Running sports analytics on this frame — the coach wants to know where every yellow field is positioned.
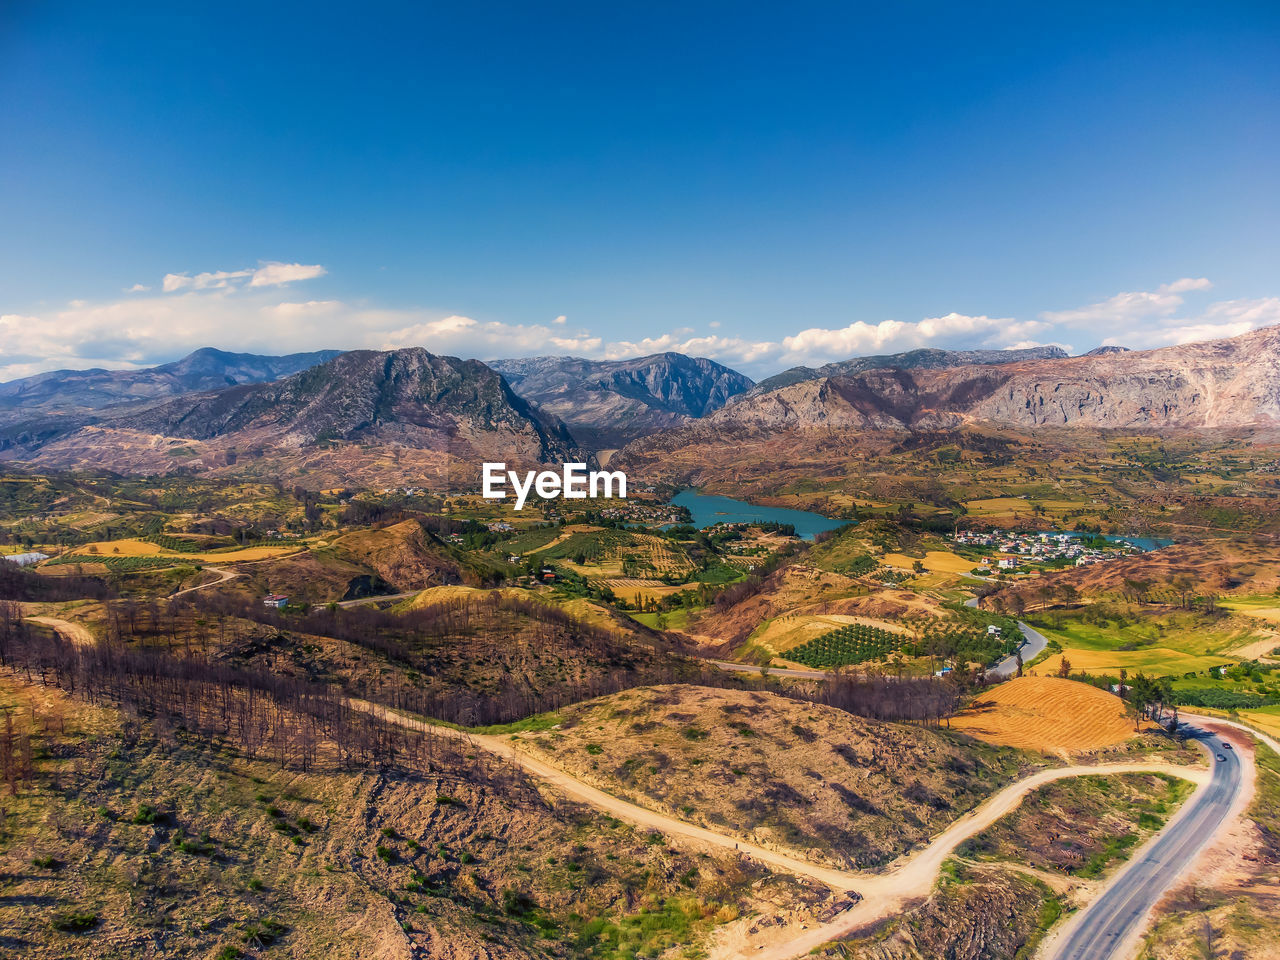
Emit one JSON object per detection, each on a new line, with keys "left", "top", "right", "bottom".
{"left": 77, "top": 538, "right": 299, "bottom": 563}
{"left": 1034, "top": 647, "right": 1235, "bottom": 678}
{"left": 598, "top": 579, "right": 686, "bottom": 603}
{"left": 950, "top": 676, "right": 1143, "bottom": 752}
{"left": 1221, "top": 601, "right": 1280, "bottom": 626}
{"left": 881, "top": 550, "right": 976, "bottom": 575}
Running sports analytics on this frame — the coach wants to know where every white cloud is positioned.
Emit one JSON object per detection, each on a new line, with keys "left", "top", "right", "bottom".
{"left": 127, "top": 283, "right": 150, "bottom": 293}
{"left": 248, "top": 261, "right": 327, "bottom": 287}
{"left": 3, "top": 264, "right": 1278, "bottom": 385}
{"left": 776, "top": 313, "right": 1033, "bottom": 366}
{"left": 163, "top": 269, "right": 253, "bottom": 292}
{"left": 1160, "top": 277, "right": 1212, "bottom": 294}
{"left": 1040, "top": 277, "right": 1213, "bottom": 327}
{"left": 162, "top": 261, "right": 325, "bottom": 293}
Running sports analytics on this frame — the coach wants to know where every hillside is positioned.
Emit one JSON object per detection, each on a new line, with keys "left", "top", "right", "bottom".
{"left": 0, "top": 347, "right": 341, "bottom": 419}
{"left": 0, "top": 665, "right": 790, "bottom": 959}
{"left": 744, "top": 344, "right": 1069, "bottom": 398}
{"left": 0, "top": 349, "right": 582, "bottom": 487}
{"left": 487, "top": 352, "right": 753, "bottom": 449}
{"left": 512, "top": 684, "right": 1026, "bottom": 869}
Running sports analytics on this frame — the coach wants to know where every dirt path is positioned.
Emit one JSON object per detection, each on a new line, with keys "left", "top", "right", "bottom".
{"left": 169, "top": 564, "right": 240, "bottom": 597}
{"left": 22, "top": 618, "right": 1230, "bottom": 960}
{"left": 354, "top": 700, "right": 1208, "bottom": 943}
{"left": 25, "top": 615, "right": 96, "bottom": 647}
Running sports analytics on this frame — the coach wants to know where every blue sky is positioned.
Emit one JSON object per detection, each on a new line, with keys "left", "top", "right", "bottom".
{"left": 1, "top": 1, "right": 1278, "bottom": 380}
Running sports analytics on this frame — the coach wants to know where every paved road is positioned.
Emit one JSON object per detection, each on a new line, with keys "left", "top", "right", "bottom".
{"left": 964, "top": 594, "right": 1049, "bottom": 677}
{"left": 1047, "top": 724, "right": 1243, "bottom": 960}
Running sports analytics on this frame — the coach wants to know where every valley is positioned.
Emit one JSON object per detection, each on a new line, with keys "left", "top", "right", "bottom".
{"left": 2, "top": 327, "right": 1280, "bottom": 960}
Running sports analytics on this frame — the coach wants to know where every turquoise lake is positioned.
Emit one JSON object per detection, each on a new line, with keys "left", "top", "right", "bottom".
{"left": 668, "top": 490, "right": 848, "bottom": 541}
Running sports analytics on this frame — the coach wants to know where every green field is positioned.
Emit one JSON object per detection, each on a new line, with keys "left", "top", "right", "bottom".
{"left": 1029, "top": 606, "right": 1262, "bottom": 678}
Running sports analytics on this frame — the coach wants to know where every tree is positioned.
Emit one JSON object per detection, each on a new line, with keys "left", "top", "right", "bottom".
{"left": 1057, "top": 657, "right": 1072, "bottom": 679}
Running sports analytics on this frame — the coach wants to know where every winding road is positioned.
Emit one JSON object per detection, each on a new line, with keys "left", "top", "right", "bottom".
{"left": 355, "top": 697, "right": 1217, "bottom": 960}
{"left": 964, "top": 593, "right": 1050, "bottom": 677}
{"left": 1046, "top": 722, "right": 1244, "bottom": 960}
{"left": 26, "top": 612, "right": 1252, "bottom": 960}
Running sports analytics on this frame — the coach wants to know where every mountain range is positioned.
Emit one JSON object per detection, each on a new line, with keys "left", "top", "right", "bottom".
{"left": 742, "top": 345, "right": 1070, "bottom": 398}
{"left": 615, "top": 324, "right": 1280, "bottom": 477}
{"left": 2, "top": 325, "right": 1278, "bottom": 485}
{"left": 0, "top": 348, "right": 579, "bottom": 485}
{"left": 0, "top": 347, "right": 342, "bottom": 420}
{"left": 487, "top": 353, "right": 753, "bottom": 448}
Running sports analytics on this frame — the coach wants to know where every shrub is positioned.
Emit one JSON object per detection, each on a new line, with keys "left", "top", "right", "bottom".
{"left": 376, "top": 845, "right": 396, "bottom": 863}
{"left": 503, "top": 889, "right": 537, "bottom": 917}
{"left": 131, "top": 804, "right": 159, "bottom": 825}
{"left": 51, "top": 910, "right": 98, "bottom": 932}
{"left": 243, "top": 917, "right": 288, "bottom": 947}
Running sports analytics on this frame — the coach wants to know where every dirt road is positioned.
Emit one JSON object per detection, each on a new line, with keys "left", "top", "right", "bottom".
{"left": 24, "top": 615, "right": 96, "bottom": 647}
{"left": 169, "top": 565, "right": 240, "bottom": 597}
{"left": 356, "top": 699, "right": 1209, "bottom": 942}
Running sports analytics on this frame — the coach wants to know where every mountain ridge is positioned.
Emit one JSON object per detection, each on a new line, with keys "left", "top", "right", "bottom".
{"left": 744, "top": 345, "right": 1071, "bottom": 398}
{"left": 614, "top": 324, "right": 1280, "bottom": 474}
{"left": 0, "top": 347, "right": 343, "bottom": 419}
{"left": 486, "top": 352, "right": 753, "bottom": 449}
{"left": 0, "top": 348, "right": 582, "bottom": 486}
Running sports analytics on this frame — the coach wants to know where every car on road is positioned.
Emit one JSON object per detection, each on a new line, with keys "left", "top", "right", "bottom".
{"left": 1222, "top": 742, "right": 1233, "bottom": 750}
{"left": 1217, "top": 754, "right": 1227, "bottom": 762}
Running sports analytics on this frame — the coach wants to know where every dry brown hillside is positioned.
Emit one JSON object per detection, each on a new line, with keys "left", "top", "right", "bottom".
{"left": 513, "top": 684, "right": 1028, "bottom": 870}
{"left": 989, "top": 537, "right": 1280, "bottom": 609}
{"left": 0, "top": 674, "right": 809, "bottom": 959}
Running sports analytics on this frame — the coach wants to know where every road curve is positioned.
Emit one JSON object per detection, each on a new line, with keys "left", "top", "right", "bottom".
{"left": 1045, "top": 723, "right": 1243, "bottom": 960}
{"left": 355, "top": 698, "right": 1207, "bottom": 954}
{"left": 169, "top": 564, "right": 240, "bottom": 598}
{"left": 26, "top": 614, "right": 1235, "bottom": 960}
{"left": 963, "top": 593, "right": 1049, "bottom": 677}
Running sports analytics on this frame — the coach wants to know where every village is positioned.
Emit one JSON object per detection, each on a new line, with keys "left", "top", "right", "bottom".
{"left": 952, "top": 529, "right": 1143, "bottom": 571}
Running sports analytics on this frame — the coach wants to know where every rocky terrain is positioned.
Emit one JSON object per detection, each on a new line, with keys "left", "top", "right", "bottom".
{"left": 616, "top": 325, "right": 1280, "bottom": 476}
{"left": 488, "top": 352, "right": 753, "bottom": 449}
{"left": 0, "top": 347, "right": 341, "bottom": 419}
{"left": 744, "top": 344, "right": 1069, "bottom": 398}
{"left": 0, "top": 348, "right": 581, "bottom": 486}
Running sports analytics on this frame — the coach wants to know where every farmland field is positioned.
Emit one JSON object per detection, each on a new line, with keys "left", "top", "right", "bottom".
{"left": 1027, "top": 611, "right": 1264, "bottom": 679}
{"left": 1035, "top": 647, "right": 1237, "bottom": 678}
{"left": 787, "top": 620, "right": 907, "bottom": 667}
{"left": 596, "top": 578, "right": 686, "bottom": 603}
{"left": 72, "top": 537, "right": 302, "bottom": 563}
{"left": 881, "top": 550, "right": 977, "bottom": 575}
{"left": 950, "top": 676, "right": 1146, "bottom": 751}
